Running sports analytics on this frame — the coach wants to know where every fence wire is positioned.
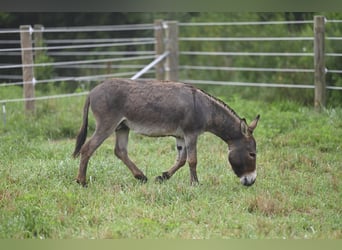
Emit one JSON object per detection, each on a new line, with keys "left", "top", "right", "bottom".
{"left": 1, "top": 18, "right": 342, "bottom": 106}
{"left": 0, "top": 40, "right": 155, "bottom": 53}
{"left": 0, "top": 55, "right": 156, "bottom": 70}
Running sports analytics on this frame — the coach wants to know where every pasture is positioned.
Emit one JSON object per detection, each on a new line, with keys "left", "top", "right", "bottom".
{"left": 0, "top": 86, "right": 341, "bottom": 239}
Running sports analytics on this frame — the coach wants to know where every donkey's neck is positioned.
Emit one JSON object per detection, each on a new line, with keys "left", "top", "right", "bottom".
{"left": 204, "top": 97, "right": 242, "bottom": 143}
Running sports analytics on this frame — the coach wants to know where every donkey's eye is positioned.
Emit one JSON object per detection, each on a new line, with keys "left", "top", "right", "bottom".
{"left": 249, "top": 152, "right": 256, "bottom": 158}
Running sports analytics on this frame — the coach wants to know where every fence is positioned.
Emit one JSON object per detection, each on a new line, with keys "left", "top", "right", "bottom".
{"left": 177, "top": 17, "right": 342, "bottom": 111}
{"left": 0, "top": 16, "right": 341, "bottom": 116}
{"left": 0, "top": 21, "right": 180, "bottom": 115}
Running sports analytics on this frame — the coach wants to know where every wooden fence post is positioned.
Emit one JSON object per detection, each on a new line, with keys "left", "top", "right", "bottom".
{"left": 20, "top": 25, "right": 35, "bottom": 114}
{"left": 314, "top": 16, "right": 326, "bottom": 111}
{"left": 164, "top": 21, "right": 179, "bottom": 81}
{"left": 33, "top": 24, "right": 45, "bottom": 89}
{"left": 154, "top": 19, "right": 165, "bottom": 80}
{"left": 34, "top": 24, "right": 44, "bottom": 59}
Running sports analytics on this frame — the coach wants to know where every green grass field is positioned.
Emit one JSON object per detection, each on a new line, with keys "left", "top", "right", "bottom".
{"left": 0, "top": 86, "right": 341, "bottom": 239}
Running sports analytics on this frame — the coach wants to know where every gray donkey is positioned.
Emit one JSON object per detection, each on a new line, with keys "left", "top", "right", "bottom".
{"left": 73, "top": 78, "right": 260, "bottom": 187}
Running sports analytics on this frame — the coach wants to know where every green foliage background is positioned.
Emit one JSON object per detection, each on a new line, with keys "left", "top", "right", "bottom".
{"left": 1, "top": 12, "right": 342, "bottom": 106}
{"left": 176, "top": 12, "right": 342, "bottom": 105}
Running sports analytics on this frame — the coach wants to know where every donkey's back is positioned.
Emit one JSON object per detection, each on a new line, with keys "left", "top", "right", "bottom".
{"left": 88, "top": 78, "right": 208, "bottom": 137}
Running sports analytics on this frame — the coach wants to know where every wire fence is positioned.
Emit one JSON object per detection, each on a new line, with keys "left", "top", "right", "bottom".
{"left": 0, "top": 17, "right": 342, "bottom": 110}
{"left": 178, "top": 18, "right": 342, "bottom": 94}
{"left": 0, "top": 22, "right": 157, "bottom": 106}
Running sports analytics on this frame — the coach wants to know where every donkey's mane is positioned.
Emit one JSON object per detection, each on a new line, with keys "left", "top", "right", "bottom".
{"left": 147, "top": 79, "right": 242, "bottom": 121}
{"left": 185, "top": 83, "right": 242, "bottom": 121}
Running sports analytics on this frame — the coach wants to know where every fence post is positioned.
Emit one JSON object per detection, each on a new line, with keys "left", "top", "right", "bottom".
{"left": 33, "top": 24, "right": 45, "bottom": 90}
{"left": 20, "top": 25, "right": 35, "bottom": 114}
{"left": 314, "top": 16, "right": 326, "bottom": 111}
{"left": 34, "top": 24, "right": 44, "bottom": 59}
{"left": 154, "top": 19, "right": 165, "bottom": 80}
{"left": 164, "top": 21, "right": 179, "bottom": 81}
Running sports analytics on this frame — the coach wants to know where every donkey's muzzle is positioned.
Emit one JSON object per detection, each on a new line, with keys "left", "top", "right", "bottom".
{"left": 240, "top": 170, "right": 257, "bottom": 186}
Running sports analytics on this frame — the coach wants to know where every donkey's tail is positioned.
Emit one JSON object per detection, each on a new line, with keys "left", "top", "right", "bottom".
{"left": 72, "top": 95, "right": 90, "bottom": 158}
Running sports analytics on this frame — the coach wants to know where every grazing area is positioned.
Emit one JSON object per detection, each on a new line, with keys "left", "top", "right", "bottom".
{"left": 0, "top": 85, "right": 341, "bottom": 239}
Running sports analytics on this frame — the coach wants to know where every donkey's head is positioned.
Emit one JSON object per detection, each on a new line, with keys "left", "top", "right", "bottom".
{"left": 228, "top": 115, "right": 260, "bottom": 186}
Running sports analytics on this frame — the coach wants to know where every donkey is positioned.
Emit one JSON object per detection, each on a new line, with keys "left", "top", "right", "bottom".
{"left": 73, "top": 78, "right": 260, "bottom": 187}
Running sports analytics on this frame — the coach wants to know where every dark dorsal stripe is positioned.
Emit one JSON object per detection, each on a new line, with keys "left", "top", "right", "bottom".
{"left": 185, "top": 83, "right": 242, "bottom": 121}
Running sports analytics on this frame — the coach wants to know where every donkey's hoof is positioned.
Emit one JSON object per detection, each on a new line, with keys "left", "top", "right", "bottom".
{"left": 135, "top": 175, "right": 148, "bottom": 183}
{"left": 155, "top": 172, "right": 170, "bottom": 183}
{"left": 155, "top": 176, "right": 164, "bottom": 183}
{"left": 76, "top": 179, "right": 88, "bottom": 188}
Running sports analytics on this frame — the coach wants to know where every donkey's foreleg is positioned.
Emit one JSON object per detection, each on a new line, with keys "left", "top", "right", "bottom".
{"left": 156, "top": 138, "right": 187, "bottom": 182}
{"left": 185, "top": 135, "right": 199, "bottom": 185}
{"left": 114, "top": 128, "right": 147, "bottom": 182}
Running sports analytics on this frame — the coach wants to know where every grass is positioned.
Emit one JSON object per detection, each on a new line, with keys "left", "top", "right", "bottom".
{"left": 0, "top": 86, "right": 341, "bottom": 239}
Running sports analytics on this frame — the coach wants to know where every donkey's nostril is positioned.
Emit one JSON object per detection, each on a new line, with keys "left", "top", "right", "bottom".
{"left": 249, "top": 152, "right": 256, "bottom": 158}
{"left": 243, "top": 178, "right": 255, "bottom": 186}
{"left": 240, "top": 171, "right": 257, "bottom": 187}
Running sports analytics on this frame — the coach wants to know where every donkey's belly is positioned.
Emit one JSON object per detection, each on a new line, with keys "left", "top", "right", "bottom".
{"left": 125, "top": 119, "right": 184, "bottom": 138}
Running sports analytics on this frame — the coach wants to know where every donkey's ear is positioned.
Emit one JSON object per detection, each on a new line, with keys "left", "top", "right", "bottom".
{"left": 248, "top": 114, "right": 260, "bottom": 134}
{"left": 240, "top": 118, "right": 249, "bottom": 136}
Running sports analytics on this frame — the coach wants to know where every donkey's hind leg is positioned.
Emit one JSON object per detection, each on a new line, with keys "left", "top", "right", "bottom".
{"left": 156, "top": 138, "right": 187, "bottom": 182}
{"left": 77, "top": 124, "right": 115, "bottom": 186}
{"left": 114, "top": 127, "right": 148, "bottom": 182}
